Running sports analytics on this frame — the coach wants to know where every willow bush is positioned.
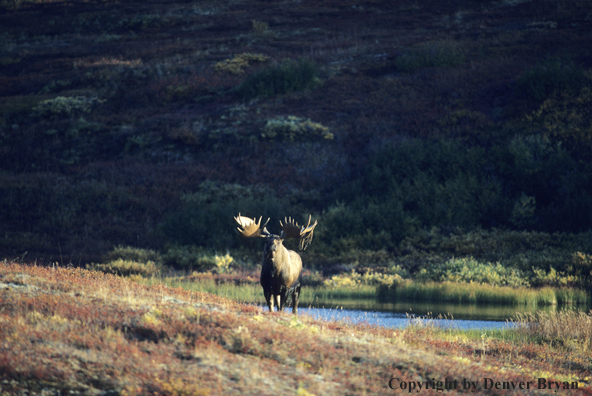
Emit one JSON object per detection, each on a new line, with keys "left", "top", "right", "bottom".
{"left": 236, "top": 59, "right": 318, "bottom": 99}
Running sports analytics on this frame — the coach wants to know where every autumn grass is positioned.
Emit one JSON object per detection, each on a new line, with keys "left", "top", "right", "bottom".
{"left": 378, "top": 281, "right": 588, "bottom": 306}
{"left": 510, "top": 309, "right": 592, "bottom": 352}
{"left": 138, "top": 269, "right": 589, "bottom": 308}
{"left": 139, "top": 275, "right": 377, "bottom": 307}
{"left": 141, "top": 275, "right": 263, "bottom": 302}
{"left": 409, "top": 308, "right": 592, "bottom": 361}
{"left": 2, "top": 261, "right": 592, "bottom": 394}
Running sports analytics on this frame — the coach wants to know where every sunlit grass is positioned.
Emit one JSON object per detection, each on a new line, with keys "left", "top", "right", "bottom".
{"left": 510, "top": 309, "right": 592, "bottom": 351}
{"left": 403, "top": 307, "right": 592, "bottom": 356}
{"left": 379, "top": 281, "right": 588, "bottom": 306}
{"left": 140, "top": 276, "right": 263, "bottom": 302}
{"left": 139, "top": 275, "right": 377, "bottom": 307}
{"left": 141, "top": 275, "right": 588, "bottom": 310}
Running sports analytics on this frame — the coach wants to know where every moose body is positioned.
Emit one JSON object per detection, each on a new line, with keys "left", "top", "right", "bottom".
{"left": 235, "top": 214, "right": 317, "bottom": 314}
{"left": 261, "top": 238, "right": 302, "bottom": 313}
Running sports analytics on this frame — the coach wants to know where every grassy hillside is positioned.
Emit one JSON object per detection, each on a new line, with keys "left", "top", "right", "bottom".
{"left": 2, "top": 261, "right": 592, "bottom": 395}
{"left": 1, "top": 0, "right": 592, "bottom": 270}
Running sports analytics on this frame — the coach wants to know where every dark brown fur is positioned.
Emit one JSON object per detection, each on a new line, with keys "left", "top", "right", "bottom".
{"left": 260, "top": 237, "right": 302, "bottom": 314}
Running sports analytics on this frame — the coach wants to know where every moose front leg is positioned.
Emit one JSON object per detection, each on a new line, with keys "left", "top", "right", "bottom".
{"left": 264, "top": 289, "right": 274, "bottom": 312}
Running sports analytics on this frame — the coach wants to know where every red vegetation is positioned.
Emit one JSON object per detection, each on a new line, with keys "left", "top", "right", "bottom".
{"left": 1, "top": 262, "right": 591, "bottom": 394}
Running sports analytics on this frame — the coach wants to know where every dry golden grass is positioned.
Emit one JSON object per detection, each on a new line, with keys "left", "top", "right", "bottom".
{"left": 512, "top": 310, "right": 592, "bottom": 352}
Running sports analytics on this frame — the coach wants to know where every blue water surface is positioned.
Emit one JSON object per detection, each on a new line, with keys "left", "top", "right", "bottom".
{"left": 296, "top": 306, "right": 513, "bottom": 330}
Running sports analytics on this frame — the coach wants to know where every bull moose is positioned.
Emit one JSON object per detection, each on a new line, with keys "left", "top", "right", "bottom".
{"left": 234, "top": 214, "right": 317, "bottom": 314}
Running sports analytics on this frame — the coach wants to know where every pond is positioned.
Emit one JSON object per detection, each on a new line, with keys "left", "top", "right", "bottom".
{"left": 156, "top": 277, "right": 590, "bottom": 330}
{"left": 299, "top": 306, "right": 509, "bottom": 330}
{"left": 274, "top": 298, "right": 591, "bottom": 330}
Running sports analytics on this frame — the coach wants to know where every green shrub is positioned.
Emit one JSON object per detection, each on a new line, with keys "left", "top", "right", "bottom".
{"left": 33, "top": 96, "right": 105, "bottom": 119}
{"left": 525, "top": 87, "right": 592, "bottom": 148}
{"left": 323, "top": 270, "right": 403, "bottom": 288}
{"left": 301, "top": 270, "right": 324, "bottom": 287}
{"left": 39, "top": 80, "right": 71, "bottom": 94}
{"left": 515, "top": 57, "right": 589, "bottom": 102}
{"left": 530, "top": 267, "right": 579, "bottom": 288}
{"left": 510, "top": 193, "right": 536, "bottom": 228}
{"left": 251, "top": 20, "right": 271, "bottom": 37}
{"left": 333, "top": 135, "right": 592, "bottom": 236}
{"left": 159, "top": 181, "right": 297, "bottom": 249}
{"left": 103, "top": 245, "right": 161, "bottom": 265}
{"left": 236, "top": 59, "right": 318, "bottom": 99}
{"left": 316, "top": 200, "right": 413, "bottom": 255}
{"left": 118, "top": 14, "right": 160, "bottom": 31}
{"left": 87, "top": 259, "right": 160, "bottom": 277}
{"left": 162, "top": 246, "right": 234, "bottom": 273}
{"left": 398, "top": 227, "right": 592, "bottom": 273}
{"left": 503, "top": 134, "right": 592, "bottom": 232}
{"left": 343, "top": 138, "right": 505, "bottom": 229}
{"left": 567, "top": 252, "right": 592, "bottom": 290}
{"left": 214, "top": 53, "right": 269, "bottom": 74}
{"left": 416, "top": 257, "right": 529, "bottom": 287}
{"left": 396, "top": 41, "right": 465, "bottom": 72}
{"left": 378, "top": 281, "right": 563, "bottom": 305}
{"left": 261, "top": 115, "right": 333, "bottom": 142}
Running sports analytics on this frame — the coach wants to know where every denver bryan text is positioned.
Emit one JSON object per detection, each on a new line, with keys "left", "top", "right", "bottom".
{"left": 388, "top": 378, "right": 579, "bottom": 392}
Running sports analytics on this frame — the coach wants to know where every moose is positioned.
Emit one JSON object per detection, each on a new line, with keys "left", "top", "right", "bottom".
{"left": 234, "top": 214, "right": 317, "bottom": 314}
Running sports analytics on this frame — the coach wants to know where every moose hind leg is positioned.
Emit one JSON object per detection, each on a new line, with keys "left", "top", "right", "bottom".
{"left": 292, "top": 284, "right": 301, "bottom": 315}
{"left": 279, "top": 290, "right": 290, "bottom": 312}
{"left": 274, "top": 294, "right": 281, "bottom": 312}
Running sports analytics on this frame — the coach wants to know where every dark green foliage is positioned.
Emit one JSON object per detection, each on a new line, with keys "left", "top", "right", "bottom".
{"left": 236, "top": 59, "right": 318, "bottom": 100}
{"left": 568, "top": 252, "right": 592, "bottom": 291}
{"left": 317, "top": 200, "right": 412, "bottom": 255}
{"left": 416, "top": 257, "right": 529, "bottom": 287}
{"left": 160, "top": 246, "right": 232, "bottom": 272}
{"left": 3, "top": 0, "right": 592, "bottom": 273}
{"left": 329, "top": 136, "right": 592, "bottom": 256}
{"left": 395, "top": 42, "right": 465, "bottom": 72}
{"left": 87, "top": 259, "right": 160, "bottom": 277}
{"left": 500, "top": 135, "right": 592, "bottom": 232}
{"left": 0, "top": 173, "right": 162, "bottom": 256}
{"left": 160, "top": 182, "right": 299, "bottom": 250}
{"left": 311, "top": 139, "right": 507, "bottom": 258}
{"left": 337, "top": 139, "right": 506, "bottom": 232}
{"left": 103, "top": 245, "right": 161, "bottom": 265}
{"left": 515, "top": 57, "right": 589, "bottom": 102}
{"left": 298, "top": 133, "right": 592, "bottom": 266}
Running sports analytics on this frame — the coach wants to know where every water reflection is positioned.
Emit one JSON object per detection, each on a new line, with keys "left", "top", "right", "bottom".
{"left": 299, "top": 306, "right": 511, "bottom": 330}
{"left": 300, "top": 300, "right": 557, "bottom": 321}
{"left": 288, "top": 298, "right": 591, "bottom": 330}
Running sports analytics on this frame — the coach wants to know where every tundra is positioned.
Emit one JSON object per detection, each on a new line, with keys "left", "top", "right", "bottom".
{"left": 234, "top": 214, "right": 317, "bottom": 314}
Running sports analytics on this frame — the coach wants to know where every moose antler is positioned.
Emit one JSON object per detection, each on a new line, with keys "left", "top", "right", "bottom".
{"left": 280, "top": 215, "right": 318, "bottom": 250}
{"left": 280, "top": 217, "right": 303, "bottom": 239}
{"left": 235, "top": 214, "right": 270, "bottom": 238}
{"left": 299, "top": 215, "right": 318, "bottom": 250}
